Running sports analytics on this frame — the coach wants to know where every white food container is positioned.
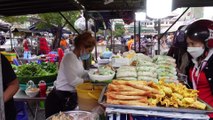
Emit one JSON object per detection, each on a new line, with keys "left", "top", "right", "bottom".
{"left": 88, "top": 69, "right": 115, "bottom": 82}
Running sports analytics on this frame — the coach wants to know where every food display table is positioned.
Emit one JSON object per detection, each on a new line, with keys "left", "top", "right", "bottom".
{"left": 14, "top": 89, "right": 46, "bottom": 120}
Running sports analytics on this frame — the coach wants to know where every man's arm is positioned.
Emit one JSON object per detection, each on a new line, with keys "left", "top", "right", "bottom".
{"left": 3, "top": 79, "right": 19, "bottom": 102}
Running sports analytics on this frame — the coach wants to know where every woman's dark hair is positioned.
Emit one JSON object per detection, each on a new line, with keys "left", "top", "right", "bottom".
{"left": 74, "top": 31, "right": 96, "bottom": 49}
{"left": 173, "top": 25, "right": 187, "bottom": 50}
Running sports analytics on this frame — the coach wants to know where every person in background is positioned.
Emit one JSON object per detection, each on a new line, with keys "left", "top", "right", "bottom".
{"left": 69, "top": 34, "right": 75, "bottom": 51}
{"left": 184, "top": 19, "right": 213, "bottom": 118}
{"left": 131, "top": 34, "right": 147, "bottom": 54}
{"left": 166, "top": 33, "right": 174, "bottom": 48}
{"left": 38, "top": 34, "right": 50, "bottom": 54}
{"left": 0, "top": 34, "right": 5, "bottom": 45}
{"left": 22, "top": 36, "right": 30, "bottom": 51}
{"left": 60, "top": 36, "right": 68, "bottom": 50}
{"left": 45, "top": 31, "right": 96, "bottom": 118}
{"left": 167, "top": 25, "right": 189, "bottom": 74}
{"left": 107, "top": 36, "right": 114, "bottom": 46}
{"left": 121, "top": 36, "right": 126, "bottom": 45}
{"left": 160, "top": 35, "right": 169, "bottom": 54}
{"left": 1, "top": 53, "right": 19, "bottom": 120}
{"left": 127, "top": 35, "right": 134, "bottom": 51}
{"left": 152, "top": 35, "right": 159, "bottom": 55}
{"left": 69, "top": 34, "right": 74, "bottom": 45}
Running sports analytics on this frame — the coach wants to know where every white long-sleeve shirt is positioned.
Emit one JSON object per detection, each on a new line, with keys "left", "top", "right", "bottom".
{"left": 54, "top": 51, "right": 87, "bottom": 92}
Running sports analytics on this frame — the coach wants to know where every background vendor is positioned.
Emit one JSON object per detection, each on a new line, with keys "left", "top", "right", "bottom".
{"left": 45, "top": 31, "right": 96, "bottom": 118}
{"left": 185, "top": 19, "right": 213, "bottom": 118}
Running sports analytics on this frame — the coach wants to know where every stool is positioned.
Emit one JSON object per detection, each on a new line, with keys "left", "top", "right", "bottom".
{"left": 15, "top": 101, "right": 29, "bottom": 120}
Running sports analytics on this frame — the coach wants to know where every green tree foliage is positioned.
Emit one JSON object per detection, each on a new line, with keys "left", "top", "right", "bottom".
{"left": 37, "top": 11, "right": 80, "bottom": 32}
{"left": 2, "top": 16, "right": 28, "bottom": 25}
{"left": 37, "top": 11, "right": 80, "bottom": 49}
{"left": 2, "top": 11, "right": 80, "bottom": 49}
{"left": 114, "top": 23, "right": 125, "bottom": 37}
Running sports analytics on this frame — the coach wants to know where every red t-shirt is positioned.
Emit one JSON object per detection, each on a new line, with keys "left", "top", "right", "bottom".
{"left": 39, "top": 37, "right": 49, "bottom": 54}
{"left": 189, "top": 68, "right": 213, "bottom": 118}
{"left": 23, "top": 39, "right": 29, "bottom": 51}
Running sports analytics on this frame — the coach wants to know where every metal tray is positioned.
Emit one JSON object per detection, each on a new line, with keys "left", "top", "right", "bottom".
{"left": 99, "top": 86, "right": 213, "bottom": 114}
{"left": 46, "top": 111, "right": 93, "bottom": 120}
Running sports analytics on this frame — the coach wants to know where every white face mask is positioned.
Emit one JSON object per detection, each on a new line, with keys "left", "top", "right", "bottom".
{"left": 187, "top": 47, "right": 205, "bottom": 59}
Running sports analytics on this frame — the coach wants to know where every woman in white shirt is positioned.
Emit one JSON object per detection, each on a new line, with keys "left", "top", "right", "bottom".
{"left": 45, "top": 32, "right": 96, "bottom": 118}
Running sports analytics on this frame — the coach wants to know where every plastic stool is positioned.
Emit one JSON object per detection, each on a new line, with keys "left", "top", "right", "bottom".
{"left": 15, "top": 101, "right": 29, "bottom": 120}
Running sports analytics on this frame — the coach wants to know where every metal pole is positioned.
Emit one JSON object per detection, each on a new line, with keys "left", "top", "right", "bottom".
{"left": 9, "top": 27, "right": 13, "bottom": 51}
{"left": 110, "top": 20, "right": 113, "bottom": 53}
{"left": 94, "top": 21, "right": 97, "bottom": 61}
{"left": 138, "top": 21, "right": 141, "bottom": 53}
{"left": 58, "top": 12, "right": 79, "bottom": 34}
{"left": 134, "top": 20, "right": 136, "bottom": 51}
{"left": 84, "top": 11, "right": 88, "bottom": 31}
{"left": 157, "top": 19, "right": 161, "bottom": 55}
{"left": 0, "top": 55, "right": 5, "bottom": 120}
{"left": 158, "top": 7, "right": 190, "bottom": 40}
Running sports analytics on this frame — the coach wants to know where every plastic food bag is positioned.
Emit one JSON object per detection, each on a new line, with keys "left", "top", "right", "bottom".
{"left": 74, "top": 17, "right": 94, "bottom": 31}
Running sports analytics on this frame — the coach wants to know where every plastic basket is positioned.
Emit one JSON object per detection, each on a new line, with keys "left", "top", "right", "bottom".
{"left": 76, "top": 83, "right": 103, "bottom": 111}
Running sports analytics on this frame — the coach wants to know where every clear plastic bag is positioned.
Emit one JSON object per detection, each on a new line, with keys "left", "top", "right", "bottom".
{"left": 74, "top": 17, "right": 94, "bottom": 31}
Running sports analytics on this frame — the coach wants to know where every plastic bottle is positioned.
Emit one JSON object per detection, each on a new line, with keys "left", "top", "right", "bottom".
{"left": 38, "top": 80, "right": 46, "bottom": 97}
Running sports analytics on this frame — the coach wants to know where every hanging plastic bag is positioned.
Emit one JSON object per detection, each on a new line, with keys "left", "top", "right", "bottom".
{"left": 74, "top": 17, "right": 94, "bottom": 31}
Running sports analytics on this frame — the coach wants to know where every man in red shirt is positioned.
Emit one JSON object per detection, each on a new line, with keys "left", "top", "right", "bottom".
{"left": 23, "top": 36, "right": 30, "bottom": 51}
{"left": 38, "top": 34, "right": 50, "bottom": 54}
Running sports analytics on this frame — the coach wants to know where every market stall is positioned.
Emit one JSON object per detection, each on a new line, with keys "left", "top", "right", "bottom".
{"left": 11, "top": 61, "right": 57, "bottom": 120}
{"left": 0, "top": 0, "right": 213, "bottom": 120}
{"left": 85, "top": 51, "right": 213, "bottom": 120}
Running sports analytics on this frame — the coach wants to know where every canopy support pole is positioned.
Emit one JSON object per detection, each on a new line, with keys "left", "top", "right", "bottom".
{"left": 84, "top": 11, "right": 88, "bottom": 31}
{"left": 138, "top": 21, "right": 141, "bottom": 53}
{"left": 94, "top": 21, "right": 98, "bottom": 61}
{"left": 9, "top": 27, "right": 13, "bottom": 51}
{"left": 111, "top": 21, "right": 114, "bottom": 53}
{"left": 134, "top": 20, "right": 136, "bottom": 51}
{"left": 157, "top": 19, "right": 161, "bottom": 55}
{"left": 58, "top": 12, "right": 79, "bottom": 34}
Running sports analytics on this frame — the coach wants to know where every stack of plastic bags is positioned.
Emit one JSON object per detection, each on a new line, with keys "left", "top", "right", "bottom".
{"left": 136, "top": 60, "right": 158, "bottom": 83}
{"left": 131, "top": 53, "right": 152, "bottom": 64}
{"left": 116, "top": 66, "right": 137, "bottom": 80}
{"left": 153, "top": 55, "right": 177, "bottom": 82}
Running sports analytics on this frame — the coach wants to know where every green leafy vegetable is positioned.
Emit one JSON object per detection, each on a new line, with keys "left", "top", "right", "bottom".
{"left": 15, "top": 62, "right": 57, "bottom": 77}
